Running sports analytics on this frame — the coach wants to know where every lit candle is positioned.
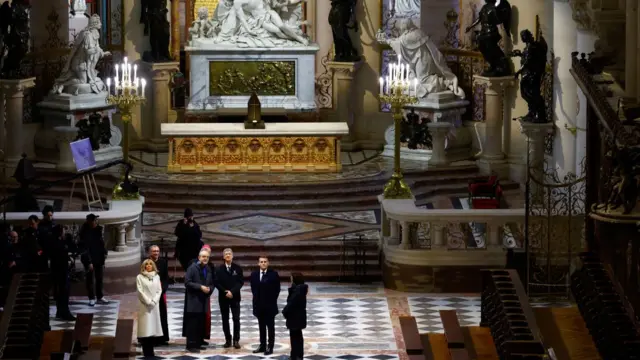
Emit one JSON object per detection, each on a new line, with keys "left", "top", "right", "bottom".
{"left": 133, "top": 64, "right": 137, "bottom": 83}
{"left": 115, "top": 64, "right": 119, "bottom": 82}
{"left": 106, "top": 78, "right": 111, "bottom": 94}
{"left": 397, "top": 54, "right": 401, "bottom": 65}
{"left": 379, "top": 77, "right": 384, "bottom": 95}
{"left": 406, "top": 66, "right": 410, "bottom": 81}
{"left": 134, "top": 78, "right": 139, "bottom": 94}
{"left": 413, "top": 78, "right": 418, "bottom": 96}
{"left": 141, "top": 78, "right": 146, "bottom": 98}
{"left": 127, "top": 64, "right": 132, "bottom": 85}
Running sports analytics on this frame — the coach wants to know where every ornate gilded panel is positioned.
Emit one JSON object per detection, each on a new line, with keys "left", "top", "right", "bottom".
{"left": 209, "top": 61, "right": 296, "bottom": 96}
{"left": 193, "top": 0, "right": 219, "bottom": 19}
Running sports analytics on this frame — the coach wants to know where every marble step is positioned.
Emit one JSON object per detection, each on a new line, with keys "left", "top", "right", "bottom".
{"left": 164, "top": 259, "right": 380, "bottom": 272}
{"left": 168, "top": 269, "right": 382, "bottom": 282}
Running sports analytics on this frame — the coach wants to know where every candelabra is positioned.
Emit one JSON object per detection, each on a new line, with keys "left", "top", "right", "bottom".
{"left": 106, "top": 57, "right": 146, "bottom": 164}
{"left": 379, "top": 56, "right": 418, "bottom": 199}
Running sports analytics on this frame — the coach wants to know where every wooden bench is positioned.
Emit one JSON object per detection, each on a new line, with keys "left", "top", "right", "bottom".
{"left": 534, "top": 306, "right": 601, "bottom": 359}
{"left": 73, "top": 313, "right": 94, "bottom": 350}
{"left": 113, "top": 319, "right": 134, "bottom": 358}
{"left": 423, "top": 333, "right": 451, "bottom": 360}
{"left": 439, "top": 310, "right": 465, "bottom": 349}
{"left": 399, "top": 316, "right": 423, "bottom": 355}
{"left": 39, "top": 330, "right": 74, "bottom": 360}
{"left": 89, "top": 336, "right": 115, "bottom": 360}
{"left": 463, "top": 327, "right": 498, "bottom": 360}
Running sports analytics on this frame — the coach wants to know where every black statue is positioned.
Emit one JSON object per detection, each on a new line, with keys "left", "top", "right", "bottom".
{"left": 75, "top": 113, "right": 112, "bottom": 150}
{"left": 400, "top": 109, "right": 432, "bottom": 150}
{"left": 329, "top": 0, "right": 360, "bottom": 62}
{"left": 0, "top": 0, "right": 31, "bottom": 79}
{"left": 465, "top": 0, "right": 512, "bottom": 77}
{"left": 511, "top": 30, "right": 548, "bottom": 123}
{"left": 599, "top": 145, "right": 640, "bottom": 214}
{"left": 140, "top": 0, "right": 172, "bottom": 62}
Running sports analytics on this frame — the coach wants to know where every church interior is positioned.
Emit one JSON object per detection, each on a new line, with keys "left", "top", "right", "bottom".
{"left": 1, "top": 0, "right": 640, "bottom": 358}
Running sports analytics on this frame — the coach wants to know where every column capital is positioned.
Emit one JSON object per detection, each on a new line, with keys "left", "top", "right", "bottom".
{"left": 144, "top": 61, "right": 180, "bottom": 81}
{"left": 426, "top": 121, "right": 452, "bottom": 134}
{"left": 519, "top": 120, "right": 554, "bottom": 138}
{"left": 327, "top": 60, "right": 364, "bottom": 80}
{"left": 0, "top": 77, "right": 36, "bottom": 96}
{"left": 472, "top": 75, "right": 515, "bottom": 94}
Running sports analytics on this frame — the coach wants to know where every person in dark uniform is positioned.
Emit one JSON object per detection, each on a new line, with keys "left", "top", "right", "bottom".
{"left": 79, "top": 214, "right": 109, "bottom": 307}
{"left": 19, "top": 215, "right": 47, "bottom": 272}
{"left": 39, "top": 205, "right": 75, "bottom": 321}
{"left": 183, "top": 250, "right": 214, "bottom": 353}
{"left": 250, "top": 255, "right": 280, "bottom": 355}
{"left": 283, "top": 273, "right": 308, "bottom": 360}
{"left": 214, "top": 248, "right": 244, "bottom": 349}
{"left": 148, "top": 245, "right": 170, "bottom": 345}
{"left": 174, "top": 208, "right": 203, "bottom": 272}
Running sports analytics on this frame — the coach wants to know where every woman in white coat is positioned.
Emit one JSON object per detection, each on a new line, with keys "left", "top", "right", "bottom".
{"left": 137, "top": 259, "right": 163, "bottom": 357}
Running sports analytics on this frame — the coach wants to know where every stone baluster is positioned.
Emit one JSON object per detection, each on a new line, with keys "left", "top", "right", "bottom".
{"left": 400, "top": 221, "right": 410, "bottom": 249}
{"left": 427, "top": 122, "right": 452, "bottom": 167}
{"left": 433, "top": 223, "right": 445, "bottom": 248}
{"left": 115, "top": 223, "right": 128, "bottom": 251}
{"left": 390, "top": 219, "right": 399, "bottom": 245}
{"left": 487, "top": 224, "right": 501, "bottom": 248}
{"left": 126, "top": 221, "right": 137, "bottom": 245}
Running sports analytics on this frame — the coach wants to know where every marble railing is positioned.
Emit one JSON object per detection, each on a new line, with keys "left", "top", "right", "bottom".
{"left": 6, "top": 198, "right": 144, "bottom": 255}
{"left": 380, "top": 197, "right": 525, "bottom": 266}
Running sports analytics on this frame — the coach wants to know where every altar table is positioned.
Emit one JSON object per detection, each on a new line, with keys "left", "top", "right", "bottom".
{"left": 161, "top": 122, "right": 349, "bottom": 172}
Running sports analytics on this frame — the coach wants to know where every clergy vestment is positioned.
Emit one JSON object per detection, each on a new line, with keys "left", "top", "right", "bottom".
{"left": 183, "top": 261, "right": 214, "bottom": 349}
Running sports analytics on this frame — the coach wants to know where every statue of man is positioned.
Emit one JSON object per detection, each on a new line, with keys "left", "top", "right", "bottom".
{"left": 140, "top": 0, "right": 172, "bottom": 62}
{"left": 377, "top": 18, "right": 464, "bottom": 100}
{"left": 465, "top": 0, "right": 512, "bottom": 76}
{"left": 511, "top": 29, "right": 548, "bottom": 123}
{"left": 329, "top": 0, "right": 360, "bottom": 62}
{"left": 51, "top": 14, "right": 111, "bottom": 95}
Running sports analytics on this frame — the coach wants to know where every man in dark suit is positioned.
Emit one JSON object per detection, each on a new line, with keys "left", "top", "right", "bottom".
{"left": 214, "top": 248, "right": 243, "bottom": 349}
{"left": 79, "top": 214, "right": 109, "bottom": 306}
{"left": 149, "top": 245, "right": 170, "bottom": 345}
{"left": 174, "top": 208, "right": 203, "bottom": 271}
{"left": 183, "top": 250, "right": 214, "bottom": 353}
{"left": 250, "top": 256, "right": 280, "bottom": 355}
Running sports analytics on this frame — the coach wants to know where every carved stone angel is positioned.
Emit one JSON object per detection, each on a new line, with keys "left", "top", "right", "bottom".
{"left": 189, "top": 7, "right": 215, "bottom": 40}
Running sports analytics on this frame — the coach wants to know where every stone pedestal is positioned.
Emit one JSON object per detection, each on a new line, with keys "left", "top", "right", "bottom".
{"left": 326, "top": 60, "right": 363, "bottom": 150}
{"left": 519, "top": 120, "right": 554, "bottom": 203}
{"left": 140, "top": 61, "right": 179, "bottom": 151}
{"left": 473, "top": 75, "right": 514, "bottom": 178}
{"left": 427, "top": 122, "right": 452, "bottom": 167}
{"left": 0, "top": 78, "right": 36, "bottom": 168}
{"left": 37, "top": 93, "right": 121, "bottom": 166}
{"left": 54, "top": 126, "right": 79, "bottom": 172}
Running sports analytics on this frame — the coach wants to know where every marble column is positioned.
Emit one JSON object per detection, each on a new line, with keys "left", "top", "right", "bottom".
{"left": 553, "top": 0, "right": 578, "bottom": 177}
{"left": 472, "top": 75, "right": 515, "bottom": 178}
{"left": 520, "top": 120, "right": 554, "bottom": 204}
{"left": 575, "top": 28, "right": 598, "bottom": 176}
{"left": 0, "top": 78, "right": 36, "bottom": 167}
{"left": 326, "top": 60, "right": 363, "bottom": 150}
{"left": 142, "top": 61, "right": 179, "bottom": 151}
{"left": 626, "top": 0, "right": 638, "bottom": 97}
{"left": 427, "top": 122, "right": 452, "bottom": 167}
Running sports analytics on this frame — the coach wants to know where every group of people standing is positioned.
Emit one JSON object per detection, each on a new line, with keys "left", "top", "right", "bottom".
{"left": 136, "top": 209, "right": 308, "bottom": 359}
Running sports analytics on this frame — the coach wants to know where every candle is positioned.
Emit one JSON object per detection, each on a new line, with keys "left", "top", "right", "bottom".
{"left": 379, "top": 77, "right": 384, "bottom": 95}
{"left": 141, "top": 78, "right": 146, "bottom": 98}
{"left": 106, "top": 78, "right": 111, "bottom": 94}
{"left": 115, "top": 64, "right": 119, "bottom": 82}
{"left": 133, "top": 64, "right": 137, "bottom": 83}
{"left": 406, "top": 66, "right": 410, "bottom": 81}
{"left": 127, "top": 64, "right": 132, "bottom": 85}
{"left": 413, "top": 78, "right": 418, "bottom": 96}
{"left": 397, "top": 54, "right": 401, "bottom": 65}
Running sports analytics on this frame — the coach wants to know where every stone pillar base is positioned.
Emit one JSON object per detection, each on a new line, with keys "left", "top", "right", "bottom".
{"left": 143, "top": 61, "right": 179, "bottom": 143}
{"left": 0, "top": 77, "right": 36, "bottom": 167}
{"left": 472, "top": 75, "right": 515, "bottom": 162}
{"left": 427, "top": 122, "right": 452, "bottom": 167}
{"left": 327, "top": 60, "right": 363, "bottom": 145}
{"left": 519, "top": 120, "right": 554, "bottom": 202}
{"left": 476, "top": 158, "right": 510, "bottom": 179}
{"left": 54, "top": 126, "right": 79, "bottom": 172}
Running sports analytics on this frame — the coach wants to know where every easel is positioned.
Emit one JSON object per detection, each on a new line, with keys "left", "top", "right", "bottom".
{"left": 69, "top": 171, "right": 104, "bottom": 211}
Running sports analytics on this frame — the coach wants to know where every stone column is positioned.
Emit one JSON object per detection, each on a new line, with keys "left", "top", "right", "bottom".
{"left": 575, "top": 28, "right": 598, "bottom": 176}
{"left": 0, "top": 89, "right": 5, "bottom": 156}
{"left": 626, "top": 0, "right": 638, "bottom": 97}
{"left": 326, "top": 60, "right": 363, "bottom": 150}
{"left": 116, "top": 223, "right": 128, "bottom": 252}
{"left": 472, "top": 75, "right": 514, "bottom": 178}
{"left": 0, "top": 78, "right": 36, "bottom": 167}
{"left": 126, "top": 222, "right": 137, "bottom": 245}
{"left": 427, "top": 122, "right": 452, "bottom": 167}
{"left": 54, "top": 126, "right": 79, "bottom": 172}
{"left": 519, "top": 120, "right": 554, "bottom": 204}
{"left": 142, "top": 61, "right": 179, "bottom": 151}
{"left": 553, "top": 0, "right": 578, "bottom": 177}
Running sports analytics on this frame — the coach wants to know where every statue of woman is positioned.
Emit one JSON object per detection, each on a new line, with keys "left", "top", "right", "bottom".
{"left": 51, "top": 15, "right": 111, "bottom": 95}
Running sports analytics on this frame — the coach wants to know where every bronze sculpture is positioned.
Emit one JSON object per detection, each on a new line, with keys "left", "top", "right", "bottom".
{"left": 0, "top": 0, "right": 30, "bottom": 79}
{"left": 465, "top": 0, "right": 512, "bottom": 77}
{"left": 140, "top": 0, "right": 172, "bottom": 62}
{"left": 329, "top": 0, "right": 360, "bottom": 62}
{"left": 511, "top": 29, "right": 548, "bottom": 123}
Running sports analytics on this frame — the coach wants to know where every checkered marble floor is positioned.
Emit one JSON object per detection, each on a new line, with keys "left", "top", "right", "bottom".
{"left": 407, "top": 296, "right": 482, "bottom": 334}
{"left": 167, "top": 297, "right": 394, "bottom": 341}
{"left": 49, "top": 300, "right": 120, "bottom": 336}
{"left": 135, "top": 354, "right": 399, "bottom": 360}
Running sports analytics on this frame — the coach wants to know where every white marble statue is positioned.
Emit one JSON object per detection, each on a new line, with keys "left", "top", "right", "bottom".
{"left": 189, "top": 0, "right": 309, "bottom": 47}
{"left": 70, "top": 0, "right": 87, "bottom": 17}
{"left": 51, "top": 14, "right": 111, "bottom": 95}
{"left": 393, "top": 0, "right": 420, "bottom": 17}
{"left": 377, "top": 17, "right": 465, "bottom": 100}
{"left": 189, "top": 7, "right": 215, "bottom": 40}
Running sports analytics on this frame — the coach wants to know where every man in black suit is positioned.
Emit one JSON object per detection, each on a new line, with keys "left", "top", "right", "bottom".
{"left": 250, "top": 256, "right": 280, "bottom": 355}
{"left": 184, "top": 250, "right": 214, "bottom": 353}
{"left": 79, "top": 214, "right": 109, "bottom": 306}
{"left": 148, "top": 245, "right": 170, "bottom": 345}
{"left": 214, "top": 248, "right": 243, "bottom": 349}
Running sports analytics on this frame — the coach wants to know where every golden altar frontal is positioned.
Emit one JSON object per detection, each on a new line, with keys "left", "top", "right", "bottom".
{"left": 161, "top": 123, "right": 349, "bottom": 173}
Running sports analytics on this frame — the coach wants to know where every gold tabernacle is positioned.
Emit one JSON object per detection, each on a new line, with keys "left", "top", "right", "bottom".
{"left": 209, "top": 61, "right": 296, "bottom": 96}
{"left": 167, "top": 136, "right": 341, "bottom": 172}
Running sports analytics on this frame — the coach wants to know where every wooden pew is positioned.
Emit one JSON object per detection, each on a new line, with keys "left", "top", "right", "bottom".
{"left": 89, "top": 336, "right": 115, "bottom": 360}
{"left": 73, "top": 313, "right": 94, "bottom": 350}
{"left": 463, "top": 327, "right": 499, "bottom": 360}
{"left": 423, "top": 333, "right": 451, "bottom": 360}
{"left": 113, "top": 319, "right": 134, "bottom": 358}
{"left": 39, "top": 330, "right": 74, "bottom": 360}
{"left": 439, "top": 310, "right": 465, "bottom": 349}
{"left": 534, "top": 307, "right": 601, "bottom": 360}
{"left": 399, "top": 316, "right": 423, "bottom": 355}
